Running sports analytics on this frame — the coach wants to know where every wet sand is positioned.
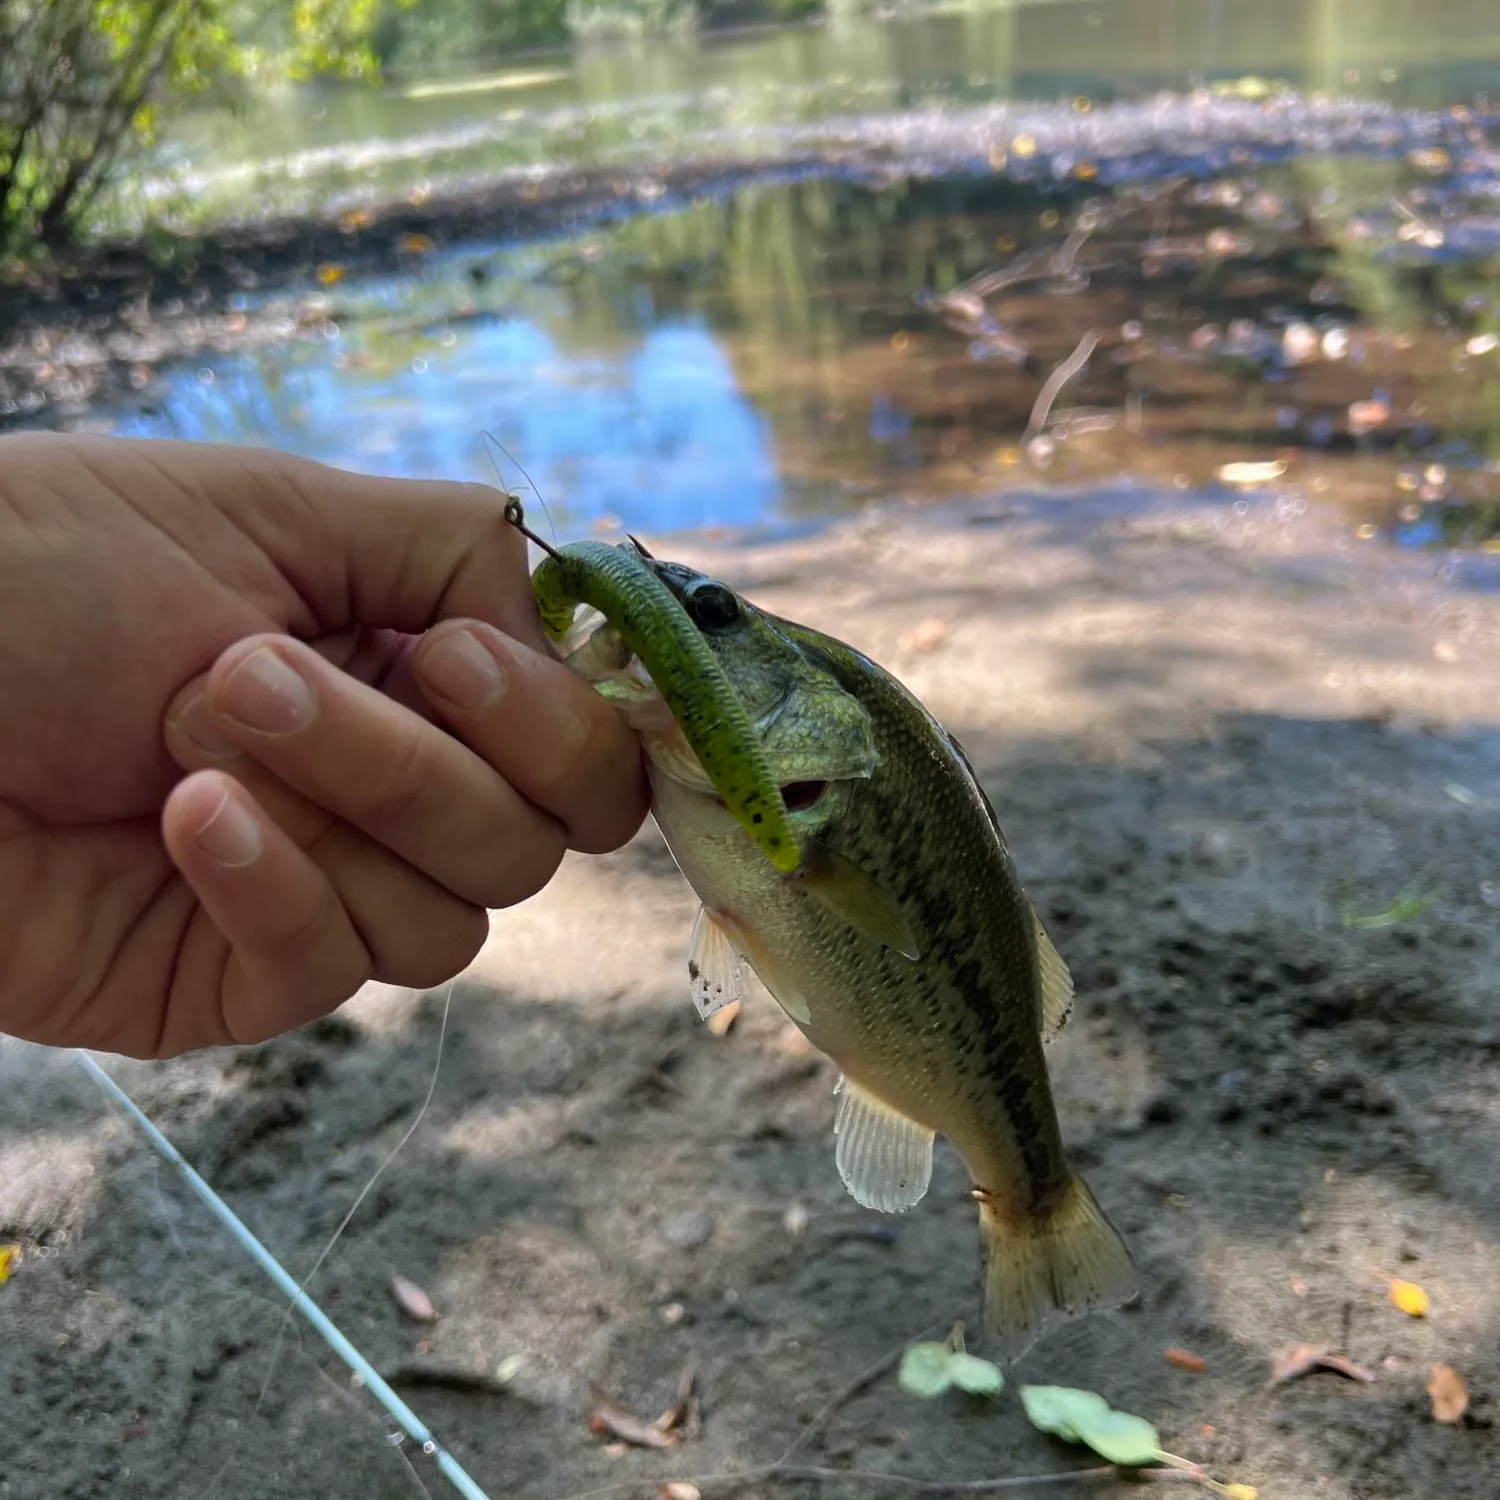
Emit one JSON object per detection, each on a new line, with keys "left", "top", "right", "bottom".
{"left": 3, "top": 486, "right": 1497, "bottom": 1500}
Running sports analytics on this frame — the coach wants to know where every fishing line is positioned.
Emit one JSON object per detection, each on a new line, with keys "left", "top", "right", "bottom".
{"left": 75, "top": 983, "right": 483, "bottom": 1498}
{"left": 482, "top": 430, "right": 559, "bottom": 552}
{"left": 220, "top": 979, "right": 456, "bottom": 1487}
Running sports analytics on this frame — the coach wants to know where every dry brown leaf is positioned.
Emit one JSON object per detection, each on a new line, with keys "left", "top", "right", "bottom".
{"left": 588, "top": 1385, "right": 677, "bottom": 1449}
{"left": 1271, "top": 1344, "right": 1376, "bottom": 1384}
{"left": 389, "top": 1273, "right": 438, "bottom": 1323}
{"left": 899, "top": 617, "right": 950, "bottom": 653}
{"left": 1427, "top": 1363, "right": 1469, "bottom": 1424}
{"left": 1164, "top": 1346, "right": 1207, "bottom": 1372}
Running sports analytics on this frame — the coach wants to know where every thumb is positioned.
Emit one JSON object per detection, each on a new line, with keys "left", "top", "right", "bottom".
{"left": 196, "top": 442, "right": 550, "bottom": 649}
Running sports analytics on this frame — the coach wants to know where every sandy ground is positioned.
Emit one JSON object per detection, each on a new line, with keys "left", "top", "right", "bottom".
{"left": 3, "top": 483, "right": 1498, "bottom": 1500}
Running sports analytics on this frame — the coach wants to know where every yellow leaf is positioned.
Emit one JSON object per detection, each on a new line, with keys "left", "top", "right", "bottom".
{"left": 316, "top": 263, "right": 345, "bottom": 286}
{"left": 399, "top": 233, "right": 435, "bottom": 254}
{"left": 0, "top": 1244, "right": 19, "bottom": 1284}
{"left": 1389, "top": 1278, "right": 1429, "bottom": 1316}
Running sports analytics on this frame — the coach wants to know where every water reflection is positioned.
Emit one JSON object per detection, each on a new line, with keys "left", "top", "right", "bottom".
{"left": 115, "top": 317, "right": 780, "bottom": 534}
{"left": 103, "top": 145, "right": 1500, "bottom": 550}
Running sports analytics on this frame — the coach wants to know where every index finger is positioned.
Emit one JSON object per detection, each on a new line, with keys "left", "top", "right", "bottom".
{"left": 413, "top": 620, "right": 649, "bottom": 854}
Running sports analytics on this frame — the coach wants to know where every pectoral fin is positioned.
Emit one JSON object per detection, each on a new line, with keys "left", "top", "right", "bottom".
{"left": 834, "top": 1077, "right": 935, "bottom": 1212}
{"left": 799, "top": 846, "right": 920, "bottom": 961}
{"left": 1029, "top": 903, "right": 1075, "bottom": 1041}
{"left": 687, "top": 906, "right": 747, "bottom": 1020}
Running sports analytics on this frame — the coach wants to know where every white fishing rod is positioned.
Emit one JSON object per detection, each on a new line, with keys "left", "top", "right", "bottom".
{"left": 75, "top": 1052, "right": 494, "bottom": 1500}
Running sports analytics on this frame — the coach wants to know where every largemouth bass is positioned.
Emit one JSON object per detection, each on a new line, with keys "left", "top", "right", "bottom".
{"left": 543, "top": 536, "right": 1137, "bottom": 1357}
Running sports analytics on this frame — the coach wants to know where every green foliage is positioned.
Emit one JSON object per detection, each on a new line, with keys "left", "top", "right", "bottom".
{"left": 1018, "top": 1385, "right": 1161, "bottom": 1466}
{"left": 897, "top": 1326, "right": 1005, "bottom": 1400}
{"left": 0, "top": 0, "right": 387, "bottom": 257}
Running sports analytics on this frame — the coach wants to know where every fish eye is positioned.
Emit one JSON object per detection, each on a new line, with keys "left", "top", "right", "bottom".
{"left": 684, "top": 579, "right": 740, "bottom": 632}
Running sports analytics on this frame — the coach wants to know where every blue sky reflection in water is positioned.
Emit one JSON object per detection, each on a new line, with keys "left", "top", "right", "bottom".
{"left": 113, "top": 311, "right": 782, "bottom": 536}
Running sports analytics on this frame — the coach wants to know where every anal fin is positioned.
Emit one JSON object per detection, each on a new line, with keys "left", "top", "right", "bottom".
{"left": 687, "top": 906, "right": 746, "bottom": 1020}
{"left": 833, "top": 1077, "right": 935, "bottom": 1213}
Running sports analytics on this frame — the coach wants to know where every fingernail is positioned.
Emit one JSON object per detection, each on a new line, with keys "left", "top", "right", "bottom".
{"left": 170, "top": 694, "right": 243, "bottom": 760}
{"left": 193, "top": 788, "right": 263, "bottom": 868}
{"left": 421, "top": 627, "right": 507, "bottom": 710}
{"left": 219, "top": 646, "right": 316, "bottom": 735}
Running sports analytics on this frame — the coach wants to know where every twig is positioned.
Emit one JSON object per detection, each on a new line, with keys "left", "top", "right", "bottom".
{"left": 1025, "top": 332, "right": 1099, "bottom": 443}
{"left": 552, "top": 1461, "right": 1146, "bottom": 1500}
{"left": 775, "top": 1323, "right": 944, "bottom": 1467}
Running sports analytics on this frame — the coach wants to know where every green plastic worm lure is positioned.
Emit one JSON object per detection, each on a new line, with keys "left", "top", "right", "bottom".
{"left": 504, "top": 499, "right": 799, "bottom": 873}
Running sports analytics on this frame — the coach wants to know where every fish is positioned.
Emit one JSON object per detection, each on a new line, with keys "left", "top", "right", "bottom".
{"left": 549, "top": 541, "right": 1137, "bottom": 1357}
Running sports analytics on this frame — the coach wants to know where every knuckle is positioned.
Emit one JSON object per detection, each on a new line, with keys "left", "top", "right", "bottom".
{"left": 359, "top": 723, "right": 437, "bottom": 828}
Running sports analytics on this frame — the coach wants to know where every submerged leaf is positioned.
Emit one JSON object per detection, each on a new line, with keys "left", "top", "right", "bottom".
{"left": 898, "top": 1342, "right": 954, "bottom": 1399}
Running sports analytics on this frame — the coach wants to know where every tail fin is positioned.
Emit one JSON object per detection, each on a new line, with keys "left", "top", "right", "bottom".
{"left": 975, "top": 1174, "right": 1137, "bottom": 1360}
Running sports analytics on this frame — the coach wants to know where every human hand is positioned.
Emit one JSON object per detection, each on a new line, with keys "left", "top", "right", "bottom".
{"left": 0, "top": 434, "right": 648, "bottom": 1058}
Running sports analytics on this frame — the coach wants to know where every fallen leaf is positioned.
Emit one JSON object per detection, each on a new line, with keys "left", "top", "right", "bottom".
{"left": 1427, "top": 1363, "right": 1469, "bottom": 1423}
{"left": 899, "top": 617, "right": 950, "bottom": 653}
{"left": 0, "top": 1244, "right": 19, "bottom": 1284}
{"left": 947, "top": 1352, "right": 1004, "bottom": 1397}
{"left": 315, "top": 263, "right": 345, "bottom": 286}
{"left": 588, "top": 1385, "right": 677, "bottom": 1449}
{"left": 389, "top": 1273, "right": 438, "bottom": 1322}
{"left": 1019, "top": 1386, "right": 1160, "bottom": 1466}
{"left": 1389, "top": 1278, "right": 1430, "bottom": 1317}
{"left": 654, "top": 1361, "right": 699, "bottom": 1436}
{"left": 400, "top": 233, "right": 436, "bottom": 254}
{"left": 1270, "top": 1344, "right": 1376, "bottom": 1384}
{"left": 706, "top": 999, "right": 741, "bottom": 1038}
{"left": 1164, "top": 1347, "right": 1207, "bottom": 1373}
{"left": 898, "top": 1342, "right": 954, "bottom": 1399}
{"left": 660, "top": 1485, "right": 702, "bottom": 1500}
